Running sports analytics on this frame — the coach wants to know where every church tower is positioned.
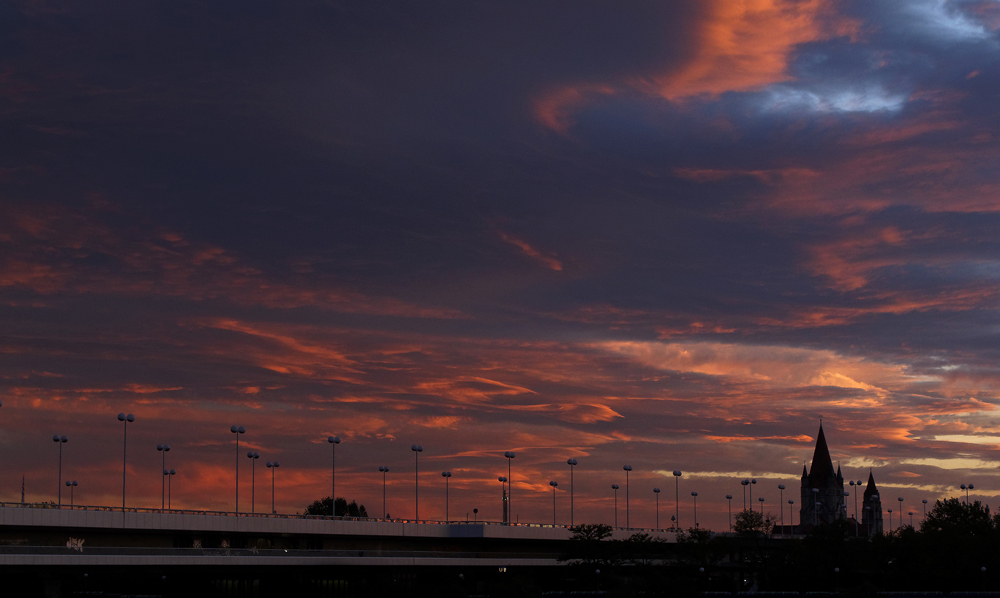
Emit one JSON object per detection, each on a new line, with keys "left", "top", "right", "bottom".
{"left": 861, "top": 470, "right": 884, "bottom": 535}
{"left": 799, "top": 423, "right": 846, "bottom": 530}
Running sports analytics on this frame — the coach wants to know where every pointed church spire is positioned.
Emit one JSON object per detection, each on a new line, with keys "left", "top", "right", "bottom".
{"left": 808, "top": 423, "right": 835, "bottom": 480}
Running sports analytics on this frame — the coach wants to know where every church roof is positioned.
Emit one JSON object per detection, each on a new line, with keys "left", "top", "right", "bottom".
{"left": 808, "top": 423, "right": 835, "bottom": 482}
{"left": 864, "top": 470, "right": 880, "bottom": 500}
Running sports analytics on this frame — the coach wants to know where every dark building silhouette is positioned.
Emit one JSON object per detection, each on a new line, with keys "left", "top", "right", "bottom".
{"left": 861, "top": 470, "right": 884, "bottom": 535}
{"left": 799, "top": 423, "right": 847, "bottom": 530}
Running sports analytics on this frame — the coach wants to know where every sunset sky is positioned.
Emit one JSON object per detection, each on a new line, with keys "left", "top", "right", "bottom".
{"left": 3, "top": 0, "right": 1000, "bottom": 531}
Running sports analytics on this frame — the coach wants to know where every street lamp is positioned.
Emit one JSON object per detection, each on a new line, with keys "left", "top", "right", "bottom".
{"left": 156, "top": 444, "right": 171, "bottom": 511}
{"left": 165, "top": 469, "right": 176, "bottom": 509}
{"left": 65, "top": 480, "right": 77, "bottom": 507}
{"left": 53, "top": 435, "right": 67, "bottom": 506}
{"left": 654, "top": 488, "right": 661, "bottom": 529}
{"left": 965, "top": 483, "right": 975, "bottom": 504}
{"left": 922, "top": 499, "right": 928, "bottom": 519}
{"left": 623, "top": 465, "right": 632, "bottom": 529}
{"left": 229, "top": 425, "right": 245, "bottom": 513}
{"left": 758, "top": 496, "right": 764, "bottom": 515}
{"left": 741, "top": 478, "right": 750, "bottom": 509}
{"left": 726, "top": 494, "right": 733, "bottom": 532}
{"left": 888, "top": 508, "right": 893, "bottom": 530}
{"left": 498, "top": 476, "right": 507, "bottom": 523}
{"left": 788, "top": 499, "right": 794, "bottom": 529}
{"left": 328, "top": 435, "right": 341, "bottom": 517}
{"left": 750, "top": 478, "right": 756, "bottom": 504}
{"left": 411, "top": 445, "right": 423, "bottom": 520}
{"left": 692, "top": 491, "right": 699, "bottom": 528}
{"left": 549, "top": 481, "right": 558, "bottom": 525}
{"left": 849, "top": 480, "right": 859, "bottom": 536}
{"left": 117, "top": 413, "right": 135, "bottom": 513}
{"left": 442, "top": 471, "right": 452, "bottom": 522}
{"left": 380, "top": 466, "right": 390, "bottom": 518}
{"left": 908, "top": 511, "right": 913, "bottom": 527}
{"left": 247, "top": 452, "right": 260, "bottom": 513}
{"left": 778, "top": 484, "right": 786, "bottom": 531}
{"left": 567, "top": 458, "right": 578, "bottom": 526}
{"left": 897, "top": 497, "right": 904, "bottom": 528}
{"left": 265, "top": 460, "right": 280, "bottom": 514}
{"left": 673, "top": 471, "right": 682, "bottom": 530}
{"left": 611, "top": 484, "right": 619, "bottom": 527}
{"left": 504, "top": 452, "right": 515, "bottom": 523}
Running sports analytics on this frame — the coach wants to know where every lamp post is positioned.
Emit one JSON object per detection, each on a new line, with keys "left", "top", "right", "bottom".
{"left": 53, "top": 435, "right": 67, "bottom": 506}
{"left": 849, "top": 480, "right": 858, "bottom": 536}
{"left": 611, "top": 484, "right": 619, "bottom": 527}
{"left": 778, "top": 484, "right": 785, "bottom": 531}
{"left": 888, "top": 508, "right": 893, "bottom": 530}
{"left": 265, "top": 460, "right": 280, "bottom": 514}
{"left": 504, "top": 452, "right": 515, "bottom": 523}
{"left": 380, "top": 466, "right": 390, "bottom": 518}
{"left": 897, "top": 497, "right": 904, "bottom": 529}
{"left": 567, "top": 459, "right": 578, "bottom": 526}
{"left": 623, "top": 465, "right": 632, "bottom": 529}
{"left": 442, "top": 471, "right": 452, "bottom": 522}
{"left": 758, "top": 496, "right": 764, "bottom": 515}
{"left": 229, "top": 425, "right": 245, "bottom": 513}
{"left": 247, "top": 452, "right": 259, "bottom": 513}
{"left": 549, "top": 481, "right": 558, "bottom": 525}
{"left": 156, "top": 444, "right": 171, "bottom": 511}
{"left": 726, "top": 494, "right": 733, "bottom": 532}
{"left": 750, "top": 478, "right": 756, "bottom": 505}
{"left": 673, "top": 471, "right": 682, "bottom": 530}
{"left": 328, "top": 436, "right": 341, "bottom": 516}
{"left": 117, "top": 413, "right": 135, "bottom": 513}
{"left": 498, "top": 476, "right": 507, "bottom": 523}
{"left": 65, "top": 480, "right": 77, "bottom": 507}
{"left": 922, "top": 499, "right": 928, "bottom": 520}
{"left": 654, "top": 488, "right": 661, "bottom": 529}
{"left": 166, "top": 469, "right": 176, "bottom": 509}
{"left": 692, "top": 491, "right": 699, "bottom": 528}
{"left": 908, "top": 511, "right": 913, "bottom": 527}
{"left": 411, "top": 445, "right": 423, "bottom": 520}
{"left": 788, "top": 499, "right": 794, "bottom": 529}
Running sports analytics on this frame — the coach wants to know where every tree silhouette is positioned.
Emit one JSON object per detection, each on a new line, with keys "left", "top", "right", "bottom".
{"left": 303, "top": 496, "right": 369, "bottom": 517}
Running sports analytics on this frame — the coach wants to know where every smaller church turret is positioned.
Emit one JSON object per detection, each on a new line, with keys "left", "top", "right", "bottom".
{"left": 861, "top": 470, "right": 884, "bottom": 536}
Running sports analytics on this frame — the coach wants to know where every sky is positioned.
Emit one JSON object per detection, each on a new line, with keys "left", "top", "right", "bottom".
{"left": 1, "top": 0, "right": 1000, "bottom": 531}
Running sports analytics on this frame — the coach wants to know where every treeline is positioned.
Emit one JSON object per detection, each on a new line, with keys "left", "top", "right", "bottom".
{"left": 559, "top": 498, "right": 1000, "bottom": 595}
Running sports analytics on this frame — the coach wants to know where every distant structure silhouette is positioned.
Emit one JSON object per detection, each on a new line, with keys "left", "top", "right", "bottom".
{"left": 861, "top": 470, "right": 884, "bottom": 536}
{"left": 799, "top": 423, "right": 847, "bottom": 531}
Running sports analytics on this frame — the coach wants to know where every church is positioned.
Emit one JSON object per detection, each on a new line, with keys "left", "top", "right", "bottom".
{"left": 797, "top": 423, "right": 883, "bottom": 535}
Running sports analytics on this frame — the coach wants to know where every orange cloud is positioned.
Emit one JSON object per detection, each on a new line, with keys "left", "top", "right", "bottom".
{"left": 533, "top": 0, "right": 859, "bottom": 131}
{"left": 499, "top": 232, "right": 563, "bottom": 271}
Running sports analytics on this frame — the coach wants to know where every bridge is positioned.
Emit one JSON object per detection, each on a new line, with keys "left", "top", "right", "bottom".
{"left": 0, "top": 502, "right": 679, "bottom": 596}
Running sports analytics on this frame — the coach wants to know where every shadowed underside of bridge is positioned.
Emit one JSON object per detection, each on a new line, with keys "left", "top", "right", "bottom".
{"left": 0, "top": 506, "right": 680, "bottom": 597}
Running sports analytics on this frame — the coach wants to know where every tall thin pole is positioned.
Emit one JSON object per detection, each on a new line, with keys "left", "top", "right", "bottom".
{"left": 57, "top": 439, "right": 63, "bottom": 507}
{"left": 673, "top": 471, "right": 681, "bottom": 530}
{"left": 235, "top": 434, "right": 239, "bottom": 512}
{"left": 411, "top": 445, "right": 423, "bottom": 520}
{"left": 161, "top": 450, "right": 165, "bottom": 510}
{"left": 567, "top": 459, "right": 577, "bottom": 526}
{"left": 446, "top": 475, "right": 450, "bottom": 521}
{"left": 624, "top": 465, "right": 631, "bottom": 529}
{"left": 251, "top": 456, "right": 256, "bottom": 513}
{"left": 329, "top": 436, "right": 341, "bottom": 516}
{"left": 779, "top": 485, "right": 785, "bottom": 531}
{"left": 123, "top": 421, "right": 127, "bottom": 511}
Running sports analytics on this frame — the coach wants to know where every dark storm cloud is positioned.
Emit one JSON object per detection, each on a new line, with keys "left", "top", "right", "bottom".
{"left": 2, "top": 0, "right": 1000, "bottom": 529}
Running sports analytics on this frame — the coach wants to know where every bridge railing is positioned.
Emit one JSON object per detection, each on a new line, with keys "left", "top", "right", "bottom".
{"left": 0, "top": 501, "right": 677, "bottom": 534}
